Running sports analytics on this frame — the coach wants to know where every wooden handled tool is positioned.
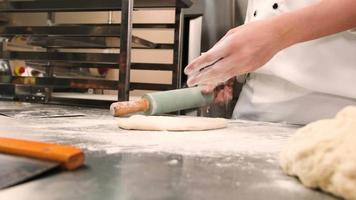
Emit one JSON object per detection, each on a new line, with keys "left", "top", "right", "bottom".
{"left": 0, "top": 137, "right": 84, "bottom": 170}
{"left": 110, "top": 98, "right": 150, "bottom": 117}
{"left": 110, "top": 87, "right": 214, "bottom": 117}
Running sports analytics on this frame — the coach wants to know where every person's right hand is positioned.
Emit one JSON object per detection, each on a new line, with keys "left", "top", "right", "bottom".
{"left": 184, "top": 19, "right": 287, "bottom": 92}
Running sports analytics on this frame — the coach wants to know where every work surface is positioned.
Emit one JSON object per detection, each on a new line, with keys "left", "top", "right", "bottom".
{"left": 0, "top": 101, "right": 339, "bottom": 200}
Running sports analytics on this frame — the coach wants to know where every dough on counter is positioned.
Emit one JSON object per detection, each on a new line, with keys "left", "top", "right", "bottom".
{"left": 280, "top": 106, "right": 356, "bottom": 200}
{"left": 117, "top": 115, "right": 228, "bottom": 131}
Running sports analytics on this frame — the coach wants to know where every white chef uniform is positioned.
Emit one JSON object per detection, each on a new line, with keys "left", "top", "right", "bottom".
{"left": 233, "top": 0, "right": 356, "bottom": 124}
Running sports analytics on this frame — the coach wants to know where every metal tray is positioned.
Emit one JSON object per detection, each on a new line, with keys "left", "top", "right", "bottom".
{"left": 0, "top": 0, "right": 192, "bottom": 12}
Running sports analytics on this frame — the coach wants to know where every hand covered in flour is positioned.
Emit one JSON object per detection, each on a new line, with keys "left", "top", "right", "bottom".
{"left": 202, "top": 78, "right": 234, "bottom": 105}
{"left": 184, "top": 20, "right": 286, "bottom": 90}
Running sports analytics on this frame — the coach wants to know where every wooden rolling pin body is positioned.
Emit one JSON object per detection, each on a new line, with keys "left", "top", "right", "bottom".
{"left": 0, "top": 137, "right": 84, "bottom": 170}
{"left": 110, "top": 87, "right": 214, "bottom": 117}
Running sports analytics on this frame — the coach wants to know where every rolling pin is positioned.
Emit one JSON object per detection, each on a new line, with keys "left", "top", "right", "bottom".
{"left": 110, "top": 87, "right": 214, "bottom": 117}
{"left": 0, "top": 137, "right": 85, "bottom": 170}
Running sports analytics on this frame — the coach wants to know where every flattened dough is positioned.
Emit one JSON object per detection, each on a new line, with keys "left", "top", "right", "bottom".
{"left": 117, "top": 115, "right": 228, "bottom": 131}
{"left": 280, "top": 106, "right": 356, "bottom": 200}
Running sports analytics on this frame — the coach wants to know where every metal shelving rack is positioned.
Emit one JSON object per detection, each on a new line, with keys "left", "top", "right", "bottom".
{"left": 0, "top": 0, "right": 192, "bottom": 107}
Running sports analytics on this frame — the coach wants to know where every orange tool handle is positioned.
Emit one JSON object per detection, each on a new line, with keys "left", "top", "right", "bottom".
{"left": 0, "top": 137, "right": 84, "bottom": 170}
{"left": 110, "top": 98, "right": 149, "bottom": 117}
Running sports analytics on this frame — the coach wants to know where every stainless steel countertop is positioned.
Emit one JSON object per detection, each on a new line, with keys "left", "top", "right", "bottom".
{"left": 0, "top": 101, "right": 339, "bottom": 200}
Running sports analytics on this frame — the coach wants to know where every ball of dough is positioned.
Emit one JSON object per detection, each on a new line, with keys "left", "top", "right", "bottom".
{"left": 280, "top": 106, "right": 356, "bottom": 200}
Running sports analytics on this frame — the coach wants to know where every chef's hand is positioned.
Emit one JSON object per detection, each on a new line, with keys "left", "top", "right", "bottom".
{"left": 201, "top": 78, "right": 234, "bottom": 105}
{"left": 184, "top": 19, "right": 286, "bottom": 89}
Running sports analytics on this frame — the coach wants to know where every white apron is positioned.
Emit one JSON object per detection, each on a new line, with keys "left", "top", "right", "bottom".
{"left": 233, "top": 0, "right": 356, "bottom": 124}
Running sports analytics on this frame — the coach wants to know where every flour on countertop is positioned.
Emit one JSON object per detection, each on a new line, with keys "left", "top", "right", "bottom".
{"left": 0, "top": 114, "right": 297, "bottom": 158}
{"left": 0, "top": 102, "right": 339, "bottom": 199}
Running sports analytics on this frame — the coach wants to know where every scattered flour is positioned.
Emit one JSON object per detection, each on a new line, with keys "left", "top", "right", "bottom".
{"left": 167, "top": 159, "right": 179, "bottom": 166}
{"left": 0, "top": 114, "right": 297, "bottom": 158}
{"left": 256, "top": 168, "right": 307, "bottom": 192}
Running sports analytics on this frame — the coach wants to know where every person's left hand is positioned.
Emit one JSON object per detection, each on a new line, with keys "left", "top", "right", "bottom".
{"left": 184, "top": 19, "right": 286, "bottom": 91}
{"left": 201, "top": 78, "right": 234, "bottom": 105}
